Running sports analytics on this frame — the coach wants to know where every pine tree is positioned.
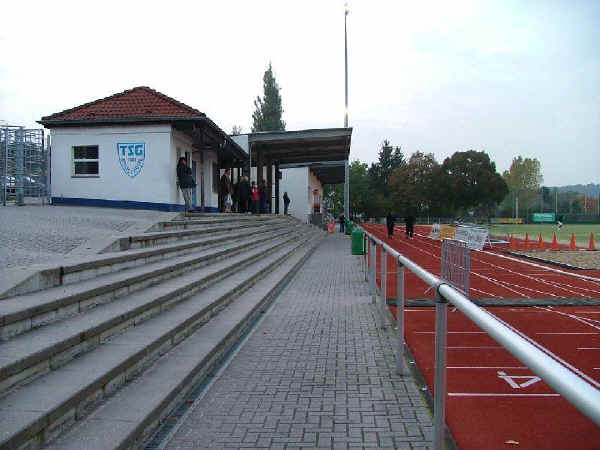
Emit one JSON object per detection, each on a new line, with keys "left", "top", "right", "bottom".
{"left": 252, "top": 63, "right": 286, "bottom": 132}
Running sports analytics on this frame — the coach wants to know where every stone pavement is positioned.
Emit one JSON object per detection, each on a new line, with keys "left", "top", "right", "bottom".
{"left": 0, "top": 205, "right": 177, "bottom": 269}
{"left": 161, "top": 233, "right": 433, "bottom": 449}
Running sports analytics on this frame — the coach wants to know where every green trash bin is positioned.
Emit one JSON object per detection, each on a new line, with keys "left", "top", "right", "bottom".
{"left": 345, "top": 220, "right": 354, "bottom": 235}
{"left": 351, "top": 226, "right": 364, "bottom": 255}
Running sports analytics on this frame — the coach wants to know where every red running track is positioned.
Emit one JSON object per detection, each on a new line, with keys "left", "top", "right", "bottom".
{"left": 361, "top": 224, "right": 600, "bottom": 300}
{"left": 359, "top": 224, "right": 600, "bottom": 449}
{"left": 404, "top": 306, "right": 600, "bottom": 450}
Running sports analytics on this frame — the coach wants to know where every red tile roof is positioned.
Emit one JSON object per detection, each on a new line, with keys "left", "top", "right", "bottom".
{"left": 40, "top": 86, "right": 205, "bottom": 122}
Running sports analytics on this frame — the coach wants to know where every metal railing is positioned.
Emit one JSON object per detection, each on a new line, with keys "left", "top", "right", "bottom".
{"left": 359, "top": 227, "right": 600, "bottom": 450}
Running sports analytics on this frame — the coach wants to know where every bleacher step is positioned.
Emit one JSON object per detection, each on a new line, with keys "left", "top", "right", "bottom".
{"left": 0, "top": 231, "right": 310, "bottom": 396}
{"left": 0, "top": 231, "right": 321, "bottom": 450}
{"left": 45, "top": 234, "right": 322, "bottom": 450}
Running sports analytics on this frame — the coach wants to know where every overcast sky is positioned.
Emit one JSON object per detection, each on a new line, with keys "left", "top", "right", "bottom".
{"left": 1, "top": 0, "right": 598, "bottom": 186}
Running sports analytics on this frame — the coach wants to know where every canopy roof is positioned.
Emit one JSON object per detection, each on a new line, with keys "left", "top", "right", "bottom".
{"left": 247, "top": 128, "right": 352, "bottom": 184}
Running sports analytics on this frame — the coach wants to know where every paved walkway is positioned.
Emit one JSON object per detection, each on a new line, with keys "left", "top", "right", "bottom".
{"left": 162, "top": 233, "right": 433, "bottom": 449}
{"left": 0, "top": 205, "right": 176, "bottom": 269}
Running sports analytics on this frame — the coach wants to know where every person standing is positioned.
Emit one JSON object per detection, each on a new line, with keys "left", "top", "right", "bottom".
{"left": 251, "top": 181, "right": 258, "bottom": 214}
{"left": 386, "top": 212, "right": 395, "bottom": 238}
{"left": 176, "top": 157, "right": 196, "bottom": 212}
{"left": 283, "top": 192, "right": 291, "bottom": 215}
{"left": 258, "top": 180, "right": 267, "bottom": 214}
{"left": 557, "top": 214, "right": 564, "bottom": 232}
{"left": 220, "top": 169, "right": 232, "bottom": 213}
{"left": 339, "top": 214, "right": 345, "bottom": 233}
{"left": 238, "top": 176, "right": 250, "bottom": 213}
{"left": 405, "top": 214, "right": 415, "bottom": 238}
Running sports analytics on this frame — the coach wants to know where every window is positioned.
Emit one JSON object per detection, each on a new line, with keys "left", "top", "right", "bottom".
{"left": 212, "top": 162, "right": 219, "bottom": 192}
{"left": 72, "top": 145, "right": 99, "bottom": 176}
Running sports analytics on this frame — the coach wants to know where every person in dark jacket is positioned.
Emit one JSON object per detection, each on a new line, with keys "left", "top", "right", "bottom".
{"left": 386, "top": 212, "right": 395, "bottom": 238}
{"left": 405, "top": 214, "right": 415, "bottom": 238}
{"left": 238, "top": 176, "right": 251, "bottom": 213}
{"left": 258, "top": 180, "right": 267, "bottom": 214}
{"left": 176, "top": 157, "right": 196, "bottom": 212}
{"left": 220, "top": 169, "right": 232, "bottom": 212}
{"left": 339, "top": 214, "right": 345, "bottom": 233}
{"left": 283, "top": 192, "right": 290, "bottom": 215}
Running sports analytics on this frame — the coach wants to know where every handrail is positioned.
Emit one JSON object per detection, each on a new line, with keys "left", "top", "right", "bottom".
{"left": 358, "top": 226, "right": 600, "bottom": 450}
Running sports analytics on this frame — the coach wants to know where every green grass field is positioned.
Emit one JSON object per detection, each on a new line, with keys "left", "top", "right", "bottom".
{"left": 488, "top": 223, "right": 600, "bottom": 246}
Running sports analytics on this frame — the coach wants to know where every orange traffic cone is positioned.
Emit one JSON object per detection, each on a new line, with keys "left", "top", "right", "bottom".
{"left": 524, "top": 232, "right": 530, "bottom": 250}
{"left": 551, "top": 232, "right": 559, "bottom": 251}
{"left": 570, "top": 233, "right": 577, "bottom": 250}
{"left": 537, "top": 233, "right": 544, "bottom": 250}
{"left": 589, "top": 233, "right": 596, "bottom": 251}
{"left": 509, "top": 234, "right": 518, "bottom": 250}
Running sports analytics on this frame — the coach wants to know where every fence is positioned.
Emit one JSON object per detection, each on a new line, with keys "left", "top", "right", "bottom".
{"left": 359, "top": 227, "right": 600, "bottom": 450}
{"left": 0, "top": 127, "right": 50, "bottom": 206}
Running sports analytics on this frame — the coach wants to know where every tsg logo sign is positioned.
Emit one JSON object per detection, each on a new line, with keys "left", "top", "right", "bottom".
{"left": 117, "top": 143, "right": 145, "bottom": 178}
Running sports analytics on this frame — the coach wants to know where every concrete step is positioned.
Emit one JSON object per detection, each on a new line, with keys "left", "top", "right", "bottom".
{"left": 183, "top": 212, "right": 276, "bottom": 219}
{"left": 105, "top": 217, "right": 290, "bottom": 252}
{"left": 0, "top": 230, "right": 314, "bottom": 396}
{"left": 152, "top": 215, "right": 278, "bottom": 231}
{"left": 0, "top": 230, "right": 322, "bottom": 450}
{"left": 0, "top": 221, "right": 294, "bottom": 300}
{"left": 48, "top": 234, "right": 322, "bottom": 450}
{"left": 0, "top": 225, "right": 302, "bottom": 343}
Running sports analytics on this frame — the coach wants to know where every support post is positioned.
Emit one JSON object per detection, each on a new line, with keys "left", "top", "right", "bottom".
{"left": 370, "top": 240, "right": 376, "bottom": 304}
{"left": 266, "top": 159, "right": 273, "bottom": 214}
{"left": 364, "top": 235, "right": 368, "bottom": 282}
{"left": 256, "top": 150, "right": 263, "bottom": 184}
{"left": 433, "top": 290, "right": 448, "bottom": 450}
{"left": 381, "top": 247, "right": 387, "bottom": 318}
{"left": 396, "top": 263, "right": 405, "bottom": 375}
{"left": 344, "top": 158, "right": 349, "bottom": 220}
{"left": 274, "top": 161, "right": 280, "bottom": 214}
{"left": 16, "top": 128, "right": 24, "bottom": 206}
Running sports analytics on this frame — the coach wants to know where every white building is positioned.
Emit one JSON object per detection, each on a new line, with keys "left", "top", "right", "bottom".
{"left": 39, "top": 86, "right": 246, "bottom": 212}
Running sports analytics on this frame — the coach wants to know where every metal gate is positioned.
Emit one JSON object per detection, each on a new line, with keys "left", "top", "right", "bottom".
{"left": 0, "top": 127, "right": 50, "bottom": 206}
{"left": 440, "top": 238, "right": 471, "bottom": 297}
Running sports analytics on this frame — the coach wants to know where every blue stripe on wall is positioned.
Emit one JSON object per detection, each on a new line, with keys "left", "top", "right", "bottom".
{"left": 51, "top": 197, "right": 219, "bottom": 213}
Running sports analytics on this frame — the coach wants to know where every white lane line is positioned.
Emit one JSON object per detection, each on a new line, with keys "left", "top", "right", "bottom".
{"left": 577, "top": 347, "right": 600, "bottom": 350}
{"left": 448, "top": 366, "right": 527, "bottom": 369}
{"left": 536, "top": 307, "right": 600, "bottom": 332}
{"left": 537, "top": 332, "right": 600, "bottom": 335}
{"left": 494, "top": 310, "right": 600, "bottom": 390}
{"left": 480, "top": 249, "right": 600, "bottom": 283}
{"left": 448, "top": 346, "right": 503, "bottom": 349}
{"left": 415, "top": 331, "right": 486, "bottom": 334}
{"left": 449, "top": 393, "right": 560, "bottom": 397}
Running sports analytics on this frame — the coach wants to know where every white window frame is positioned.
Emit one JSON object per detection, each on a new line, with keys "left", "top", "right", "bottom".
{"left": 72, "top": 145, "right": 99, "bottom": 177}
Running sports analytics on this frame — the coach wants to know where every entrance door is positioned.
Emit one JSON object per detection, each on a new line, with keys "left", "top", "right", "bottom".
{"left": 191, "top": 159, "right": 197, "bottom": 206}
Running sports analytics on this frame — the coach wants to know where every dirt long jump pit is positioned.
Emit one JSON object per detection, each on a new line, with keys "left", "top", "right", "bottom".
{"left": 361, "top": 224, "right": 600, "bottom": 450}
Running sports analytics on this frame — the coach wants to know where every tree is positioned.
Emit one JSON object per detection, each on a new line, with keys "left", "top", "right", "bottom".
{"left": 368, "top": 140, "right": 405, "bottom": 199}
{"left": 438, "top": 150, "right": 508, "bottom": 215}
{"left": 251, "top": 63, "right": 286, "bottom": 132}
{"left": 324, "top": 160, "right": 378, "bottom": 218}
{"left": 502, "top": 156, "right": 543, "bottom": 217}
{"left": 390, "top": 151, "right": 439, "bottom": 215}
{"left": 231, "top": 125, "right": 243, "bottom": 135}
